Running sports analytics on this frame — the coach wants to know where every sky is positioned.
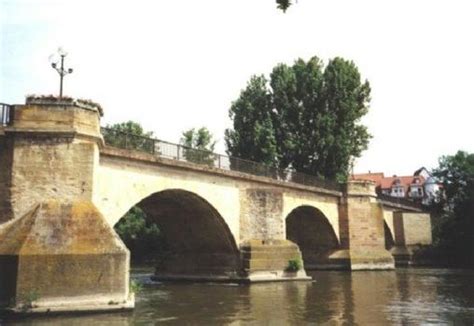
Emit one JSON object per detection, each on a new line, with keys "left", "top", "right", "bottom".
{"left": 1, "top": 0, "right": 473, "bottom": 176}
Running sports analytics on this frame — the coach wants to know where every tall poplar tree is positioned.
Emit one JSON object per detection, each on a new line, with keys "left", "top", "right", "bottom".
{"left": 225, "top": 56, "right": 371, "bottom": 181}
{"left": 225, "top": 75, "right": 278, "bottom": 166}
{"left": 321, "top": 58, "right": 371, "bottom": 179}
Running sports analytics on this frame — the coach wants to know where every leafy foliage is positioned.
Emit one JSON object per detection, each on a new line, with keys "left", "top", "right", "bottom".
{"left": 114, "top": 206, "right": 167, "bottom": 263}
{"left": 286, "top": 258, "right": 302, "bottom": 272}
{"left": 225, "top": 56, "right": 371, "bottom": 181}
{"left": 276, "top": 0, "right": 293, "bottom": 12}
{"left": 18, "top": 289, "right": 40, "bottom": 312}
{"left": 103, "top": 121, "right": 155, "bottom": 153}
{"left": 181, "top": 127, "right": 216, "bottom": 166}
{"left": 130, "top": 279, "right": 143, "bottom": 294}
{"left": 430, "top": 151, "right": 474, "bottom": 267}
{"left": 225, "top": 75, "right": 278, "bottom": 167}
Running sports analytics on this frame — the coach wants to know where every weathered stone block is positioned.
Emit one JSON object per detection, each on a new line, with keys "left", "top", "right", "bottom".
{"left": 337, "top": 181, "right": 395, "bottom": 270}
{"left": 240, "top": 239, "right": 311, "bottom": 282}
{"left": 1, "top": 102, "right": 103, "bottom": 223}
{"left": 0, "top": 200, "right": 132, "bottom": 313}
{"left": 11, "top": 103, "right": 101, "bottom": 138}
{"left": 391, "top": 212, "right": 432, "bottom": 266}
{"left": 393, "top": 212, "right": 432, "bottom": 246}
{"left": 240, "top": 189, "right": 284, "bottom": 241}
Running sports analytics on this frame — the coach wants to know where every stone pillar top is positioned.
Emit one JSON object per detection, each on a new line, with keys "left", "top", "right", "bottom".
{"left": 343, "top": 179, "right": 377, "bottom": 197}
{"left": 5, "top": 95, "right": 104, "bottom": 143}
{"left": 25, "top": 95, "right": 104, "bottom": 116}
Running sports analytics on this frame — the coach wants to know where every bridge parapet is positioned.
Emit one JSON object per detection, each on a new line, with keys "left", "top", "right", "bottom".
{"left": 377, "top": 193, "right": 424, "bottom": 212}
{"left": 101, "top": 127, "right": 340, "bottom": 192}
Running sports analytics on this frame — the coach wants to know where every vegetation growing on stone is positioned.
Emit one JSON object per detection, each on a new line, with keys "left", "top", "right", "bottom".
{"left": 130, "top": 279, "right": 143, "bottom": 295}
{"left": 286, "top": 258, "right": 302, "bottom": 272}
{"left": 25, "top": 94, "right": 104, "bottom": 116}
{"left": 18, "top": 290, "right": 40, "bottom": 312}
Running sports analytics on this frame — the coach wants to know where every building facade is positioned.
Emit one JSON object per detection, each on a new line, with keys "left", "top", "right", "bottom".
{"left": 353, "top": 167, "right": 441, "bottom": 205}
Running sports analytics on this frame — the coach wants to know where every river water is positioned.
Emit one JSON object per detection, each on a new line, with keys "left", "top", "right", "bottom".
{"left": 2, "top": 268, "right": 474, "bottom": 325}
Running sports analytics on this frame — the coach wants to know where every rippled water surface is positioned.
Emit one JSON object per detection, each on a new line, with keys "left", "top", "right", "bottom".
{"left": 2, "top": 268, "right": 474, "bottom": 325}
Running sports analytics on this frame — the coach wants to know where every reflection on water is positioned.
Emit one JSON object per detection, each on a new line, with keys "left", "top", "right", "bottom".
{"left": 2, "top": 268, "right": 473, "bottom": 325}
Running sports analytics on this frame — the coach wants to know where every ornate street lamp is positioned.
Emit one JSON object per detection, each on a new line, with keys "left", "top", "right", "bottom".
{"left": 49, "top": 47, "right": 73, "bottom": 99}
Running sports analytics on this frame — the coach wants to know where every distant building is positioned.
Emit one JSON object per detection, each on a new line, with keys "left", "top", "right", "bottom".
{"left": 352, "top": 167, "right": 441, "bottom": 205}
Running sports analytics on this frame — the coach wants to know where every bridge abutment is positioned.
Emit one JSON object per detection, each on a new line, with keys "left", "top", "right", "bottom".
{"left": 331, "top": 181, "right": 395, "bottom": 270}
{"left": 0, "top": 100, "right": 132, "bottom": 313}
{"left": 390, "top": 212, "right": 432, "bottom": 266}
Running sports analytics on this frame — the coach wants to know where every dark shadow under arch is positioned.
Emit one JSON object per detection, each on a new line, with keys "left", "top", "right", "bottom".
{"left": 384, "top": 221, "right": 395, "bottom": 250}
{"left": 286, "top": 206, "right": 339, "bottom": 269}
{"left": 117, "top": 189, "right": 241, "bottom": 277}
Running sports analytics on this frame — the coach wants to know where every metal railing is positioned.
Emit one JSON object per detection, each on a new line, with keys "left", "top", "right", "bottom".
{"left": 0, "top": 103, "right": 13, "bottom": 126}
{"left": 377, "top": 193, "right": 423, "bottom": 210}
{"left": 100, "top": 127, "right": 341, "bottom": 191}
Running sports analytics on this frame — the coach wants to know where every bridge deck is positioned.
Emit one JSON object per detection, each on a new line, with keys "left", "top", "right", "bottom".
{"left": 100, "top": 127, "right": 424, "bottom": 212}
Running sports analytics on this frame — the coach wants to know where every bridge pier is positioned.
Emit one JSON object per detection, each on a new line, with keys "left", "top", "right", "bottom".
{"left": 0, "top": 100, "right": 132, "bottom": 313}
{"left": 240, "top": 239, "right": 310, "bottom": 282}
{"left": 328, "top": 181, "right": 395, "bottom": 270}
{"left": 239, "top": 189, "right": 311, "bottom": 281}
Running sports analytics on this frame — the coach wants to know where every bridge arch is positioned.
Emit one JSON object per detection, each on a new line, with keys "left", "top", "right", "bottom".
{"left": 95, "top": 157, "right": 242, "bottom": 241}
{"left": 285, "top": 205, "right": 340, "bottom": 269}
{"left": 115, "top": 189, "right": 241, "bottom": 277}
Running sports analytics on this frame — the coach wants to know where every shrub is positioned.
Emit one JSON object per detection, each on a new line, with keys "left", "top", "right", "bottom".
{"left": 286, "top": 259, "right": 302, "bottom": 272}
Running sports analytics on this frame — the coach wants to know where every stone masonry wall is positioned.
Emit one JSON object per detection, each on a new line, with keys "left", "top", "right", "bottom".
{"left": 0, "top": 136, "right": 13, "bottom": 223}
{"left": 393, "top": 212, "right": 432, "bottom": 246}
{"left": 12, "top": 104, "right": 100, "bottom": 137}
{"left": 346, "top": 198, "right": 385, "bottom": 248}
{"left": 10, "top": 137, "right": 98, "bottom": 220}
{"left": 240, "top": 189, "right": 284, "bottom": 242}
{"left": 341, "top": 181, "right": 394, "bottom": 269}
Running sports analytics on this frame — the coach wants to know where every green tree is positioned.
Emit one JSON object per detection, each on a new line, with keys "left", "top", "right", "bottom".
{"left": 181, "top": 127, "right": 217, "bottom": 166}
{"left": 103, "top": 121, "right": 155, "bottom": 153}
{"left": 276, "top": 0, "right": 293, "bottom": 12}
{"left": 225, "top": 75, "right": 278, "bottom": 167}
{"left": 270, "top": 58, "right": 326, "bottom": 175}
{"left": 114, "top": 206, "right": 167, "bottom": 263}
{"left": 431, "top": 151, "right": 474, "bottom": 267}
{"left": 225, "top": 56, "right": 371, "bottom": 181}
{"left": 320, "top": 58, "right": 371, "bottom": 180}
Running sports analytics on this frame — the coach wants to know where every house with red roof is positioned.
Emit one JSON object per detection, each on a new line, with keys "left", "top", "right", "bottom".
{"left": 352, "top": 167, "right": 440, "bottom": 204}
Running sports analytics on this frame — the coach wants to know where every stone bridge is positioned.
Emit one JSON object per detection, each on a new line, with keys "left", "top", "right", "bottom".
{"left": 0, "top": 100, "right": 432, "bottom": 313}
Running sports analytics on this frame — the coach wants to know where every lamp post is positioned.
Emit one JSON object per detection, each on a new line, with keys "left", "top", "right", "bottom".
{"left": 50, "top": 47, "right": 73, "bottom": 99}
